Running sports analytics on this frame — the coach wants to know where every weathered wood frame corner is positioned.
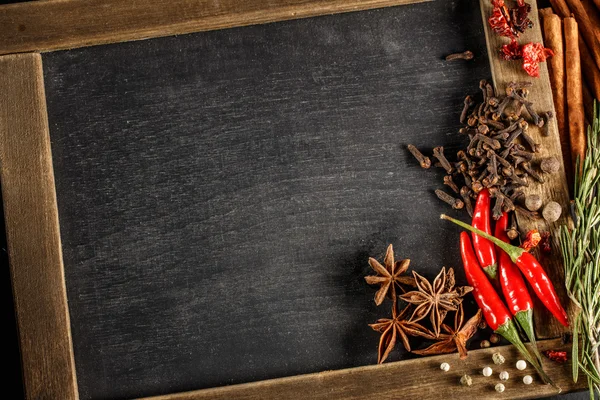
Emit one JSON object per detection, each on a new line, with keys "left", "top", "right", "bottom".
{"left": 0, "top": 0, "right": 583, "bottom": 399}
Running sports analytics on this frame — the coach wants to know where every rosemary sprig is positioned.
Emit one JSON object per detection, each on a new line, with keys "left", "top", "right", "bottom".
{"left": 560, "top": 101, "right": 600, "bottom": 399}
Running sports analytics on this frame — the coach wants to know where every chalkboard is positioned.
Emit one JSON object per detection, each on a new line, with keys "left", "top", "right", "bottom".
{"left": 42, "top": 1, "right": 490, "bottom": 398}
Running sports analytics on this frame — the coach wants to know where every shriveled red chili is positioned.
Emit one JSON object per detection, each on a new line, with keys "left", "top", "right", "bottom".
{"left": 472, "top": 189, "right": 497, "bottom": 279}
{"left": 443, "top": 214, "right": 569, "bottom": 327}
{"left": 521, "top": 42, "right": 554, "bottom": 78}
{"left": 495, "top": 212, "right": 542, "bottom": 363}
{"left": 459, "top": 232, "right": 554, "bottom": 385}
{"left": 544, "top": 350, "right": 568, "bottom": 363}
{"left": 489, "top": 0, "right": 517, "bottom": 38}
{"left": 520, "top": 229, "right": 542, "bottom": 252}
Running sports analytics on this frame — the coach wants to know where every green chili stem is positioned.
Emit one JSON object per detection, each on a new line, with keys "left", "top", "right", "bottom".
{"left": 440, "top": 214, "right": 524, "bottom": 262}
{"left": 496, "top": 319, "right": 559, "bottom": 390}
{"left": 514, "top": 308, "right": 543, "bottom": 365}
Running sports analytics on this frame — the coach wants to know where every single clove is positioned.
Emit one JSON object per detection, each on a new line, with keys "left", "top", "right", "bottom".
{"left": 433, "top": 146, "right": 454, "bottom": 174}
{"left": 515, "top": 205, "right": 539, "bottom": 219}
{"left": 445, "top": 50, "right": 474, "bottom": 61}
{"left": 407, "top": 144, "right": 431, "bottom": 169}
{"left": 521, "top": 162, "right": 544, "bottom": 183}
{"left": 474, "top": 134, "right": 501, "bottom": 150}
{"left": 520, "top": 130, "right": 541, "bottom": 153}
{"left": 435, "top": 189, "right": 464, "bottom": 209}
{"left": 444, "top": 175, "right": 459, "bottom": 193}
{"left": 506, "top": 213, "right": 519, "bottom": 240}
{"left": 460, "top": 96, "right": 475, "bottom": 124}
{"left": 459, "top": 186, "right": 474, "bottom": 217}
{"left": 492, "top": 196, "right": 505, "bottom": 220}
{"left": 540, "top": 111, "right": 554, "bottom": 136}
{"left": 510, "top": 148, "right": 534, "bottom": 161}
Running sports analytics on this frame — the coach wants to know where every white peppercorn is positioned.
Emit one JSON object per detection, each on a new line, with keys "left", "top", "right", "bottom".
{"left": 483, "top": 366, "right": 493, "bottom": 377}
{"left": 440, "top": 362, "right": 450, "bottom": 372}
{"left": 499, "top": 371, "right": 509, "bottom": 381}
{"left": 525, "top": 194, "right": 543, "bottom": 211}
{"left": 523, "top": 375, "right": 533, "bottom": 384}
{"left": 542, "top": 201, "right": 562, "bottom": 222}
{"left": 516, "top": 360, "right": 527, "bottom": 370}
{"left": 495, "top": 383, "right": 505, "bottom": 393}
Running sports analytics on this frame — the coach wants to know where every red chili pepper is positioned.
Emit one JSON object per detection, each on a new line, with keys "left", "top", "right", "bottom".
{"left": 495, "top": 213, "right": 542, "bottom": 363}
{"left": 459, "top": 232, "right": 554, "bottom": 386}
{"left": 471, "top": 189, "right": 497, "bottom": 279}
{"left": 543, "top": 350, "right": 568, "bottom": 363}
{"left": 443, "top": 214, "right": 569, "bottom": 327}
{"left": 460, "top": 232, "right": 509, "bottom": 330}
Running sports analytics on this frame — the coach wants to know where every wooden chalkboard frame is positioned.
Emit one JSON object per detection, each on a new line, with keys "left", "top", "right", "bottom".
{"left": 0, "top": 0, "right": 582, "bottom": 399}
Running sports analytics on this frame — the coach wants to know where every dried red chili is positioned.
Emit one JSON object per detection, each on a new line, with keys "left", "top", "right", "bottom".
{"left": 488, "top": 0, "right": 532, "bottom": 38}
{"left": 489, "top": 0, "right": 517, "bottom": 38}
{"left": 500, "top": 39, "right": 522, "bottom": 61}
{"left": 543, "top": 350, "right": 568, "bottom": 363}
{"left": 499, "top": 41, "right": 554, "bottom": 77}
{"left": 511, "top": 0, "right": 533, "bottom": 34}
{"left": 520, "top": 229, "right": 542, "bottom": 252}
{"left": 521, "top": 42, "right": 554, "bottom": 78}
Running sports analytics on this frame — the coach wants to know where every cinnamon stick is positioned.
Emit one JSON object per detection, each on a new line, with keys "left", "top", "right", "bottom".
{"left": 583, "top": 81, "right": 595, "bottom": 124}
{"left": 579, "top": 36, "right": 600, "bottom": 101}
{"left": 594, "top": 0, "right": 600, "bottom": 12}
{"left": 549, "top": 0, "right": 571, "bottom": 16}
{"left": 551, "top": 0, "right": 600, "bottom": 70}
{"left": 565, "top": 17, "right": 586, "bottom": 172}
{"left": 581, "top": 0, "right": 600, "bottom": 41}
{"left": 539, "top": 7, "right": 554, "bottom": 18}
{"left": 541, "top": 11, "right": 572, "bottom": 184}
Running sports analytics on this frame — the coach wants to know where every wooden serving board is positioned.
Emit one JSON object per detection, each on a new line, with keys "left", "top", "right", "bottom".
{"left": 480, "top": 0, "right": 575, "bottom": 340}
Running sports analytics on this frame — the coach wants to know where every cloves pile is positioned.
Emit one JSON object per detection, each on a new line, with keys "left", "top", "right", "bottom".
{"left": 408, "top": 80, "right": 554, "bottom": 222}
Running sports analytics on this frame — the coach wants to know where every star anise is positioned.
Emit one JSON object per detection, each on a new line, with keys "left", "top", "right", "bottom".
{"left": 399, "top": 267, "right": 472, "bottom": 337}
{"left": 369, "top": 303, "right": 435, "bottom": 364}
{"left": 365, "top": 244, "right": 416, "bottom": 306}
{"left": 412, "top": 304, "right": 482, "bottom": 359}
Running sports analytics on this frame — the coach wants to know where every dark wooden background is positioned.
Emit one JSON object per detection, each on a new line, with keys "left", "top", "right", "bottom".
{"left": 0, "top": 0, "right": 586, "bottom": 399}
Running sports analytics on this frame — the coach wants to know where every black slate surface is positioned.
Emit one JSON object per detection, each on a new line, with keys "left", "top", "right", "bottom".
{"left": 42, "top": 1, "right": 492, "bottom": 399}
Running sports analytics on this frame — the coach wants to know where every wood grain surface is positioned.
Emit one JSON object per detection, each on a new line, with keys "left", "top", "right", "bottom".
{"left": 0, "top": 0, "right": 427, "bottom": 56}
{"left": 479, "top": 0, "right": 575, "bottom": 340}
{"left": 41, "top": 2, "right": 495, "bottom": 398}
{"left": 143, "top": 338, "right": 583, "bottom": 400}
{"left": 0, "top": 53, "right": 78, "bottom": 400}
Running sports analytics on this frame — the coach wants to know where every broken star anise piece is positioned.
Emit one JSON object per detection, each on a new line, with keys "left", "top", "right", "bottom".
{"left": 400, "top": 267, "right": 472, "bottom": 337}
{"left": 365, "top": 244, "right": 416, "bottom": 306}
{"left": 412, "top": 304, "right": 482, "bottom": 359}
{"left": 369, "top": 303, "right": 435, "bottom": 364}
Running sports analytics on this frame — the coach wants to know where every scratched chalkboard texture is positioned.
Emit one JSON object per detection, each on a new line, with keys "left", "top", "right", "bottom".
{"left": 43, "top": 1, "right": 489, "bottom": 399}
